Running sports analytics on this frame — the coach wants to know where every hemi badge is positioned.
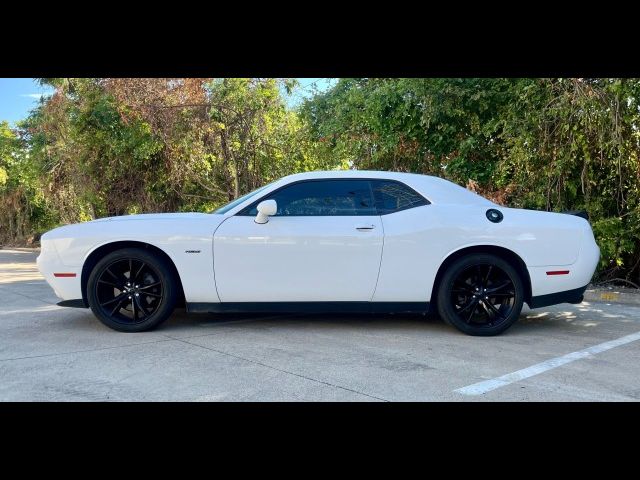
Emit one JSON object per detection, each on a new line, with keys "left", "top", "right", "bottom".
{"left": 546, "top": 270, "right": 570, "bottom": 276}
{"left": 54, "top": 273, "right": 77, "bottom": 278}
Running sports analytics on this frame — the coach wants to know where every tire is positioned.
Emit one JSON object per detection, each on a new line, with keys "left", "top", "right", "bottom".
{"left": 87, "top": 247, "right": 178, "bottom": 332}
{"left": 436, "top": 253, "right": 524, "bottom": 336}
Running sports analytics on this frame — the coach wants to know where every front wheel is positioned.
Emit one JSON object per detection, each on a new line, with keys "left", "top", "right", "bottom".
{"left": 437, "top": 254, "right": 524, "bottom": 336}
{"left": 87, "top": 248, "right": 177, "bottom": 332}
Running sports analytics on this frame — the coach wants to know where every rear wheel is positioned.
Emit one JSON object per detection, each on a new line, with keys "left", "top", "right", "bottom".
{"left": 437, "top": 253, "right": 524, "bottom": 336}
{"left": 87, "top": 248, "right": 177, "bottom": 332}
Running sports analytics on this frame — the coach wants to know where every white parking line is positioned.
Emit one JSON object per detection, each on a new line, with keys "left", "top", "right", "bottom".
{"left": 455, "top": 330, "right": 640, "bottom": 396}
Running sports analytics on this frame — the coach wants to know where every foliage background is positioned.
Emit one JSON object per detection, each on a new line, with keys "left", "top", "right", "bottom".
{"left": 1, "top": 78, "right": 639, "bottom": 285}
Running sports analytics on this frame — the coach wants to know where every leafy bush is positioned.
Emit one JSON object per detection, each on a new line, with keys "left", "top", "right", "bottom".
{"left": 2, "top": 78, "right": 639, "bottom": 285}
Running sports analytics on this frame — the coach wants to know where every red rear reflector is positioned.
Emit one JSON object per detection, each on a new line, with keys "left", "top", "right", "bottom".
{"left": 546, "top": 270, "right": 570, "bottom": 276}
{"left": 54, "top": 273, "right": 76, "bottom": 278}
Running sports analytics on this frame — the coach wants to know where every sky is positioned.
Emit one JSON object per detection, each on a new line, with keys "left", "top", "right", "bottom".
{"left": 287, "top": 78, "right": 336, "bottom": 106}
{"left": 0, "top": 78, "right": 55, "bottom": 125}
{"left": 0, "top": 78, "right": 336, "bottom": 126}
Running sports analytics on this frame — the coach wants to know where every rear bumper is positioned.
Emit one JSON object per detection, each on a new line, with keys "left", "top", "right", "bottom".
{"left": 527, "top": 220, "right": 600, "bottom": 301}
{"left": 528, "top": 284, "right": 588, "bottom": 309}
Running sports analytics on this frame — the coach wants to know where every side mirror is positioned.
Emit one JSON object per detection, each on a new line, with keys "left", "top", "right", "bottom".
{"left": 255, "top": 199, "right": 277, "bottom": 224}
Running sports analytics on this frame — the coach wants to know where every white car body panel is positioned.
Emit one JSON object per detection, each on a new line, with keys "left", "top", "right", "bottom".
{"left": 372, "top": 203, "right": 590, "bottom": 301}
{"left": 214, "top": 215, "right": 383, "bottom": 302}
{"left": 38, "top": 213, "right": 226, "bottom": 303}
{"left": 37, "top": 170, "right": 600, "bottom": 311}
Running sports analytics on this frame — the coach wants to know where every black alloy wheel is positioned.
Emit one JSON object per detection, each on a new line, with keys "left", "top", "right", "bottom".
{"left": 437, "top": 253, "right": 524, "bottom": 336}
{"left": 87, "top": 248, "right": 177, "bottom": 332}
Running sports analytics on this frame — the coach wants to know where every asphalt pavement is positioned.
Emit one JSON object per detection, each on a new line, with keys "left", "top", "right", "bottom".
{"left": 1, "top": 248, "right": 639, "bottom": 401}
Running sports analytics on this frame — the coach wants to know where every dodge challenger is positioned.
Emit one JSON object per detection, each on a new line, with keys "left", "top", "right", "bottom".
{"left": 37, "top": 171, "right": 600, "bottom": 335}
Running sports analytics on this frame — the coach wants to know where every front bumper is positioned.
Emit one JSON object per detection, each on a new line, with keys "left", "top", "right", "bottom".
{"left": 37, "top": 245, "right": 83, "bottom": 301}
{"left": 57, "top": 299, "right": 87, "bottom": 308}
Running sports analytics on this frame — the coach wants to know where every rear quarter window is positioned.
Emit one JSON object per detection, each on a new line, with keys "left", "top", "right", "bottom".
{"left": 371, "top": 180, "right": 430, "bottom": 215}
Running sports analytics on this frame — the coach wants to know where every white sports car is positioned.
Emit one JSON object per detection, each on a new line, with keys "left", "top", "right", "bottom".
{"left": 37, "top": 171, "right": 600, "bottom": 336}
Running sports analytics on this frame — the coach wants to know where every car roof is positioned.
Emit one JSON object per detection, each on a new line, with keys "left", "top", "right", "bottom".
{"left": 222, "top": 170, "right": 494, "bottom": 215}
{"left": 273, "top": 170, "right": 494, "bottom": 207}
{"left": 280, "top": 170, "right": 419, "bottom": 180}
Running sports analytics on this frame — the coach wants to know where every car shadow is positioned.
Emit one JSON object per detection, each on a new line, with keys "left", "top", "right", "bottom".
{"left": 29, "top": 305, "right": 582, "bottom": 337}
{"left": 162, "top": 310, "right": 452, "bottom": 335}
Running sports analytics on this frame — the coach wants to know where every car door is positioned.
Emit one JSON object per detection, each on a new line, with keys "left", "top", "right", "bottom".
{"left": 213, "top": 179, "right": 384, "bottom": 302}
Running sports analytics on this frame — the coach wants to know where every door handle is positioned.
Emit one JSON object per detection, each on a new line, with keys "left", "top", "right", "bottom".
{"left": 356, "top": 225, "right": 376, "bottom": 231}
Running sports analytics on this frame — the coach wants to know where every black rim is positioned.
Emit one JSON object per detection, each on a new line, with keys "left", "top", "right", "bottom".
{"left": 450, "top": 263, "right": 516, "bottom": 328}
{"left": 94, "top": 257, "right": 163, "bottom": 325}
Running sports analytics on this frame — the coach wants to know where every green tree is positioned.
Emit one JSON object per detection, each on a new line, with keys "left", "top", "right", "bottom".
{"left": 3, "top": 78, "right": 341, "bottom": 242}
{"left": 0, "top": 120, "right": 53, "bottom": 242}
{"left": 301, "top": 78, "right": 640, "bottom": 282}
{"left": 3, "top": 77, "right": 640, "bottom": 284}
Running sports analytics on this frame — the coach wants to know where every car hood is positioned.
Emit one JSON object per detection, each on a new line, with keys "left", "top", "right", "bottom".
{"left": 42, "top": 212, "right": 225, "bottom": 241}
{"left": 91, "top": 212, "right": 212, "bottom": 222}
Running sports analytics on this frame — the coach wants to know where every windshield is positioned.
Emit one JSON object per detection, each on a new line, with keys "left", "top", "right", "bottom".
{"left": 212, "top": 182, "right": 274, "bottom": 214}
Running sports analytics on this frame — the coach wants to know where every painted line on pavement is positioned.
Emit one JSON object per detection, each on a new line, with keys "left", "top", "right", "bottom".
{"left": 455, "top": 330, "right": 640, "bottom": 396}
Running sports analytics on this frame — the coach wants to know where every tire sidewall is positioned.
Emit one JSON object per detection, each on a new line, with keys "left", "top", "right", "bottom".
{"left": 87, "top": 248, "right": 177, "bottom": 332}
{"left": 437, "top": 253, "right": 524, "bottom": 336}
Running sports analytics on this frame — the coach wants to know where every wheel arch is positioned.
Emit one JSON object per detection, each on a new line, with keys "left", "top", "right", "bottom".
{"left": 430, "top": 245, "right": 532, "bottom": 307}
{"left": 81, "top": 240, "right": 185, "bottom": 308}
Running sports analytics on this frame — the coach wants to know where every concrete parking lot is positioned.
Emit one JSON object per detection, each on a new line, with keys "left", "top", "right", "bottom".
{"left": 1, "top": 248, "right": 640, "bottom": 401}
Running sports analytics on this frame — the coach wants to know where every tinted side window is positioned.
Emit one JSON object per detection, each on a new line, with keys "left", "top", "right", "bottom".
{"left": 371, "top": 180, "right": 429, "bottom": 214}
{"left": 243, "top": 180, "right": 376, "bottom": 216}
